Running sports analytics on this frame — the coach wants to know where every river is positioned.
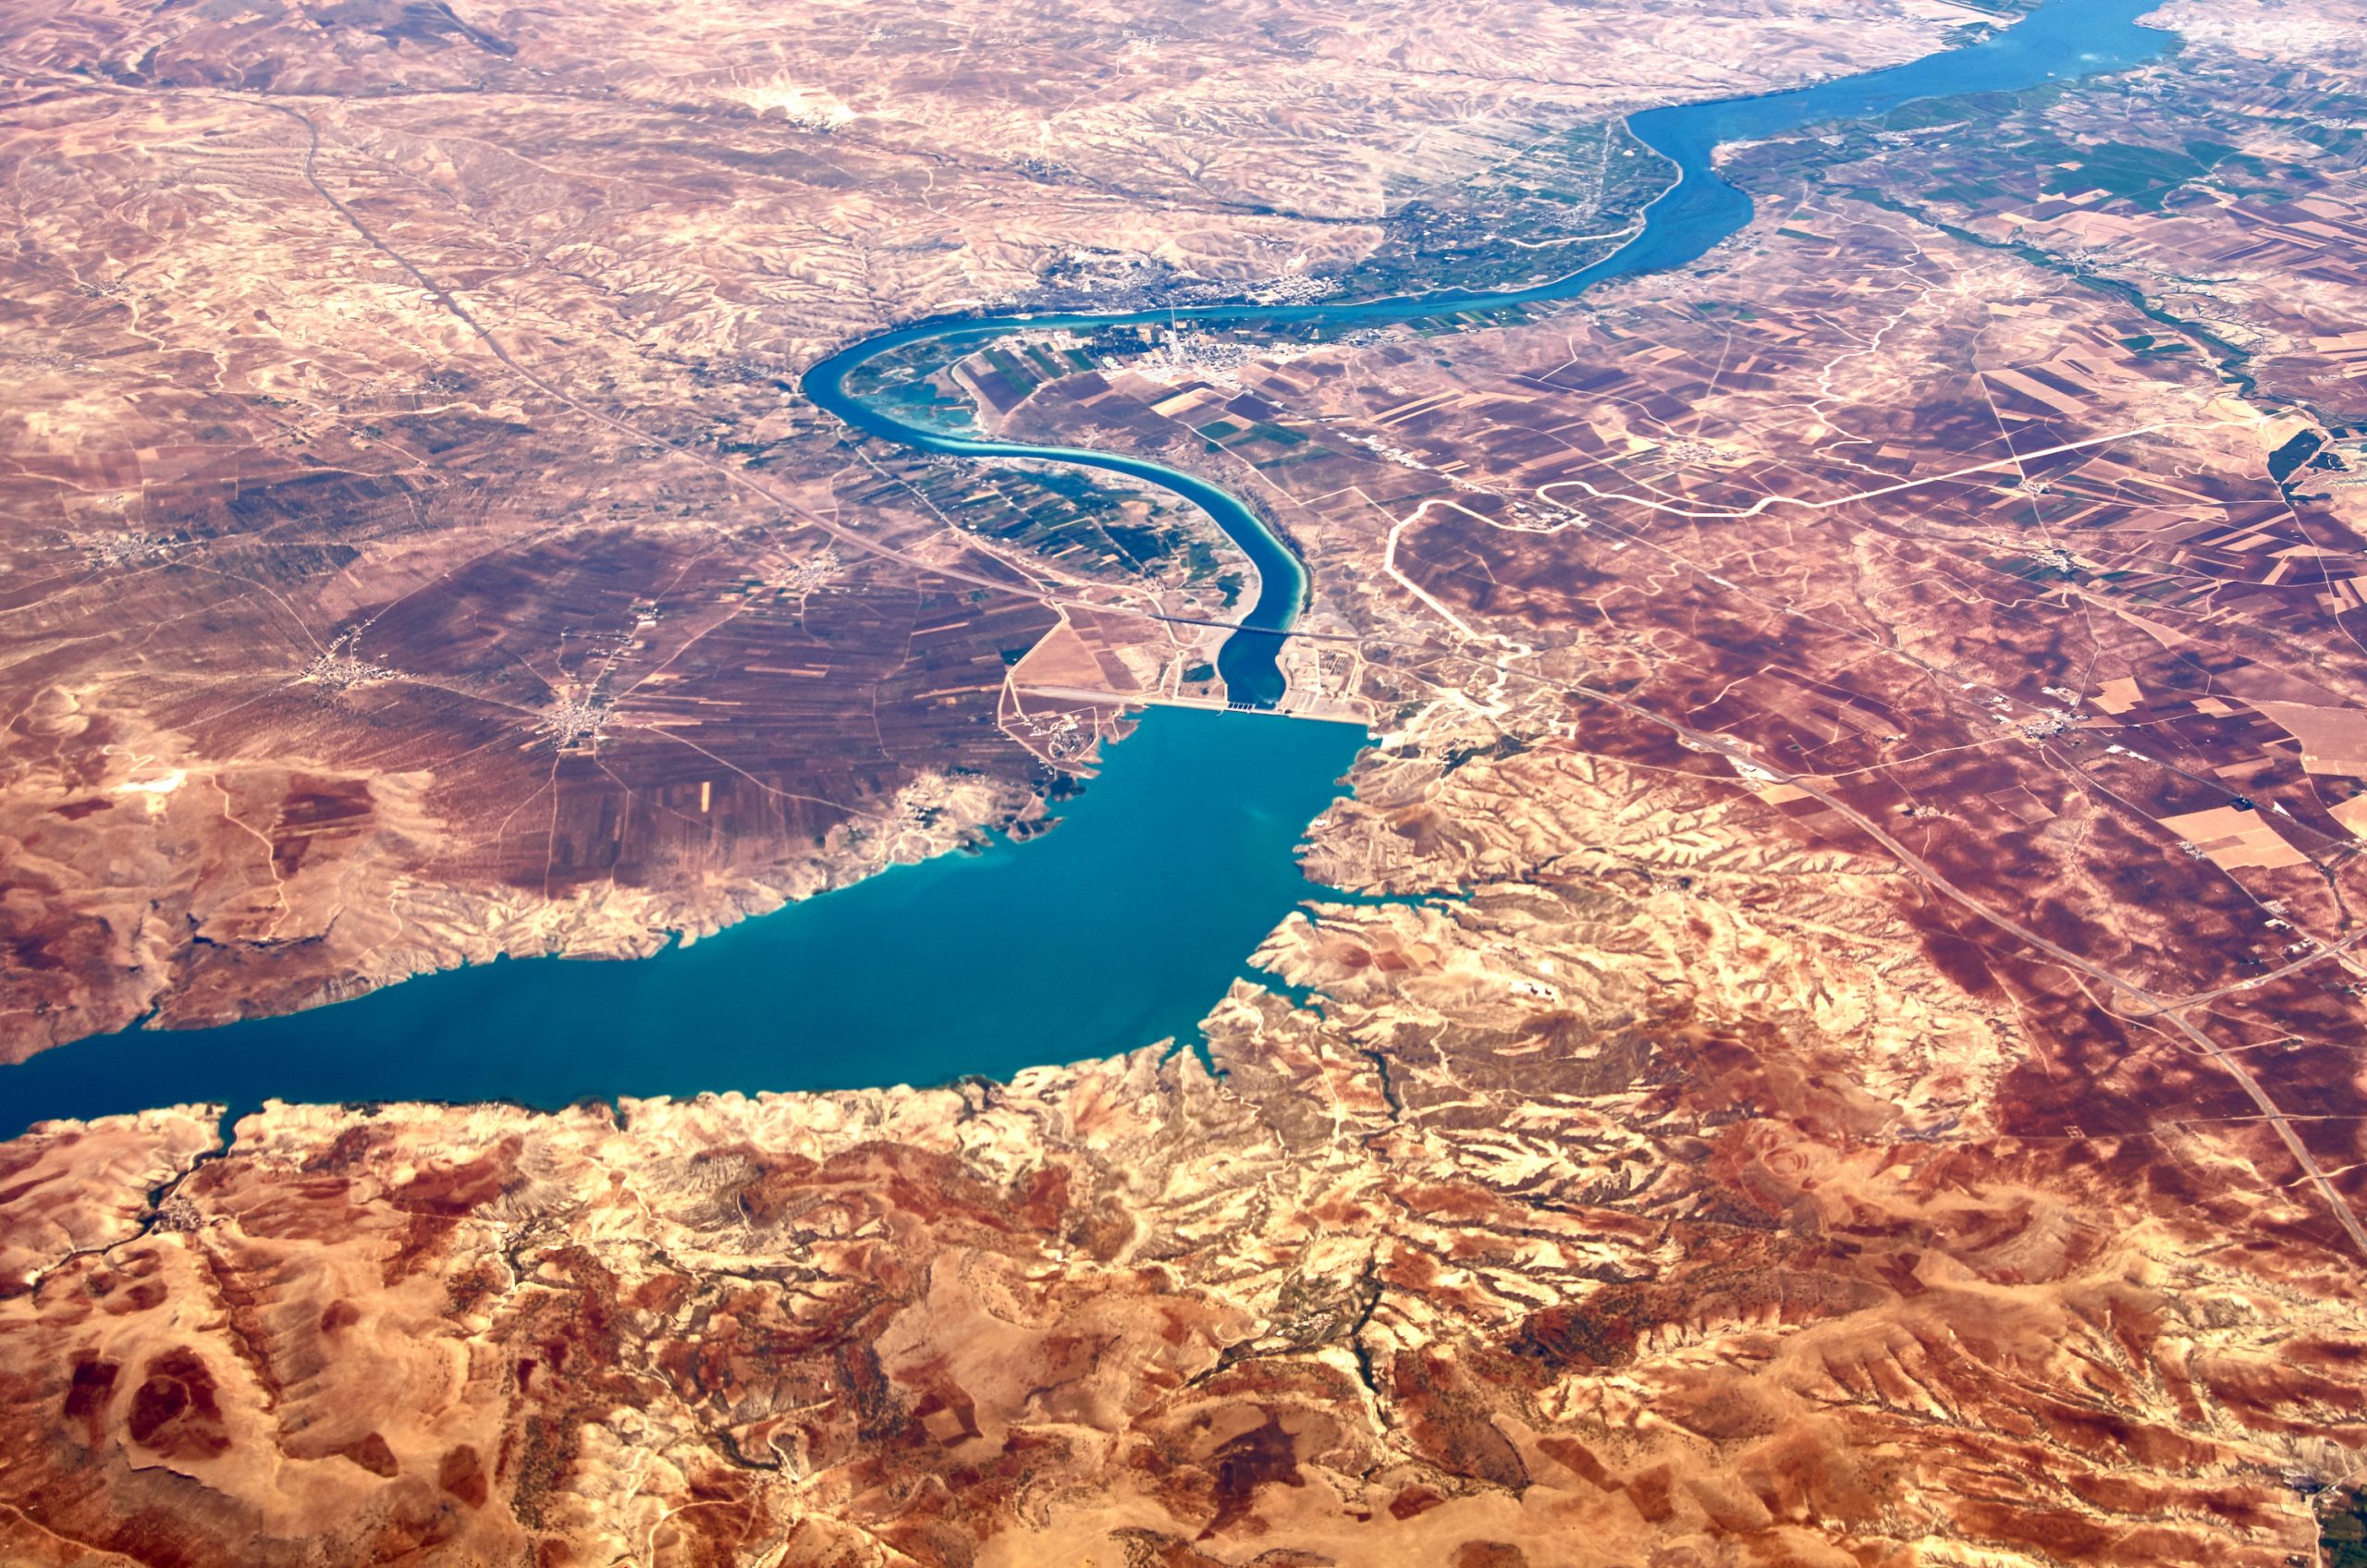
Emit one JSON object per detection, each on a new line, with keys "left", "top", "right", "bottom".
{"left": 0, "top": 0, "right": 2170, "bottom": 1136}
{"left": 802, "top": 0, "right": 2170, "bottom": 705}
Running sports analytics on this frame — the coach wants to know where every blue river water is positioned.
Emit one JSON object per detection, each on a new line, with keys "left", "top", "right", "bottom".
{"left": 2, "top": 0, "right": 2169, "bottom": 1135}
{"left": 801, "top": 0, "right": 2170, "bottom": 705}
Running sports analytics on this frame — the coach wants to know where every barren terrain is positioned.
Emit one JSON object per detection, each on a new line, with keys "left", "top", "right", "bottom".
{"left": 7, "top": 0, "right": 2367, "bottom": 1563}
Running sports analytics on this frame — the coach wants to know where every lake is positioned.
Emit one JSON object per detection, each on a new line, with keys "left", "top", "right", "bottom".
{"left": 0, "top": 709, "right": 1369, "bottom": 1135}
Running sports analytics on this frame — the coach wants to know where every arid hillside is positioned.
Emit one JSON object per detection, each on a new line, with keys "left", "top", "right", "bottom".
{"left": 7, "top": 0, "right": 2367, "bottom": 1564}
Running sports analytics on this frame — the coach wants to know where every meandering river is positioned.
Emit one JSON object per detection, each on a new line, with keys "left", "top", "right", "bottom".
{"left": 803, "top": 0, "right": 2170, "bottom": 705}
{"left": 0, "top": 0, "right": 2170, "bottom": 1136}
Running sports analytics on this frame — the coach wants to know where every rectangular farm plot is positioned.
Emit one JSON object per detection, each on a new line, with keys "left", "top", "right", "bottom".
{"left": 2252, "top": 701, "right": 2367, "bottom": 777}
{"left": 2155, "top": 804, "right": 2309, "bottom": 872}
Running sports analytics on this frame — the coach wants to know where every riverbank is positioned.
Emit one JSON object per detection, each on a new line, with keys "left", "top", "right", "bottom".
{"left": 797, "top": 0, "right": 2168, "bottom": 710}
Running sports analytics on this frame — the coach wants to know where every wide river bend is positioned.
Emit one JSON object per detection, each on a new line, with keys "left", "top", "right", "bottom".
{"left": 803, "top": 0, "right": 2172, "bottom": 706}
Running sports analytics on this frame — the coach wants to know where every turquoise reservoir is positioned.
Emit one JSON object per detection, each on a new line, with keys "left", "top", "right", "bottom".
{"left": 1, "top": 710, "right": 1368, "bottom": 1134}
